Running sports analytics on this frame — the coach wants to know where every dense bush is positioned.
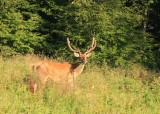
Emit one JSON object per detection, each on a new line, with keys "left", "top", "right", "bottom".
{"left": 0, "top": 0, "right": 44, "bottom": 56}
{"left": 0, "top": 0, "right": 160, "bottom": 69}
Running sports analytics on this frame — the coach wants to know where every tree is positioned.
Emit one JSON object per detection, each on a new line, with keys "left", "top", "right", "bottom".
{"left": 1, "top": 0, "right": 160, "bottom": 69}
{"left": 0, "top": 0, "right": 43, "bottom": 56}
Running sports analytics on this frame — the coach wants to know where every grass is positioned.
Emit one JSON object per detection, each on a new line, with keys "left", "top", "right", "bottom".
{"left": 1, "top": 54, "right": 160, "bottom": 114}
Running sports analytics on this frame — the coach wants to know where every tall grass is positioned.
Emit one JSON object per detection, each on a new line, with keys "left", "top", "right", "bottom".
{"left": 0, "top": 55, "right": 160, "bottom": 114}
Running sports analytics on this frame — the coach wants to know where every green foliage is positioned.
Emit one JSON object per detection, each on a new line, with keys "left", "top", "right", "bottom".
{"left": 1, "top": 55, "right": 160, "bottom": 113}
{"left": 0, "top": 0, "right": 160, "bottom": 68}
{"left": 0, "top": 0, "right": 44, "bottom": 56}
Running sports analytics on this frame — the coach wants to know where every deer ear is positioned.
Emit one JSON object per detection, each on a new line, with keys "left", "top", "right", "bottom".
{"left": 86, "top": 53, "right": 92, "bottom": 57}
{"left": 74, "top": 52, "right": 80, "bottom": 57}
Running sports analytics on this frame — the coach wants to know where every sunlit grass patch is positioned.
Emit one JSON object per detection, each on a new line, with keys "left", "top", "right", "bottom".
{"left": 0, "top": 55, "right": 160, "bottom": 113}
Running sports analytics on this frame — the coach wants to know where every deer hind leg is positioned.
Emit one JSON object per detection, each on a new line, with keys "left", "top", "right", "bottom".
{"left": 29, "top": 75, "right": 37, "bottom": 94}
{"left": 30, "top": 83, "right": 37, "bottom": 94}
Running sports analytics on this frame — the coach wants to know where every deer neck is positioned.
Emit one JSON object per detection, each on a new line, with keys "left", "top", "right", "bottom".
{"left": 71, "top": 62, "right": 85, "bottom": 77}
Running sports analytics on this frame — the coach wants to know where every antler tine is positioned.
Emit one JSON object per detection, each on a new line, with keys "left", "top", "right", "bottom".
{"left": 91, "top": 35, "right": 96, "bottom": 47}
{"left": 91, "top": 32, "right": 96, "bottom": 46}
{"left": 86, "top": 36, "right": 96, "bottom": 54}
{"left": 67, "top": 38, "right": 80, "bottom": 52}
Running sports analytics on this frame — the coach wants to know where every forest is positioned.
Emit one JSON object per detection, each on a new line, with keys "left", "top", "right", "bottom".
{"left": 1, "top": 0, "right": 160, "bottom": 113}
{"left": 0, "top": 0, "right": 160, "bottom": 68}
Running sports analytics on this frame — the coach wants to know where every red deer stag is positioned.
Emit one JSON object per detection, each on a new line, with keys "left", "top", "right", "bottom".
{"left": 29, "top": 37, "right": 96, "bottom": 93}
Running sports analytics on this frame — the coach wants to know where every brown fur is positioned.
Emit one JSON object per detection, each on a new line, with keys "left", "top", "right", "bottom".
{"left": 29, "top": 61, "right": 85, "bottom": 93}
{"left": 29, "top": 37, "right": 96, "bottom": 93}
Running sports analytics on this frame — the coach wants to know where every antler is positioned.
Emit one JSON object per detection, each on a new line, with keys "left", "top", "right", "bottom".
{"left": 86, "top": 36, "right": 96, "bottom": 54}
{"left": 67, "top": 38, "right": 80, "bottom": 52}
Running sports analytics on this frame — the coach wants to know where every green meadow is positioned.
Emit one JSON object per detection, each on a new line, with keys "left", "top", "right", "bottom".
{"left": 0, "top": 55, "right": 160, "bottom": 114}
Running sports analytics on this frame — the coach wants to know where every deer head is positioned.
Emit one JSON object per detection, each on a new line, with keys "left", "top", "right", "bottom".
{"left": 67, "top": 36, "right": 96, "bottom": 63}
